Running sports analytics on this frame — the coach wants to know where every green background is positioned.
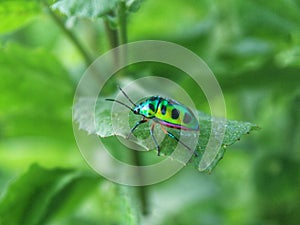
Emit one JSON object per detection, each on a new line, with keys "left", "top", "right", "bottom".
{"left": 0, "top": 0, "right": 300, "bottom": 224}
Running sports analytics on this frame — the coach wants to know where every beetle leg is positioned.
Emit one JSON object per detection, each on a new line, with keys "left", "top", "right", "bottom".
{"left": 160, "top": 125, "right": 198, "bottom": 157}
{"left": 150, "top": 123, "right": 161, "bottom": 156}
{"left": 127, "top": 117, "right": 148, "bottom": 139}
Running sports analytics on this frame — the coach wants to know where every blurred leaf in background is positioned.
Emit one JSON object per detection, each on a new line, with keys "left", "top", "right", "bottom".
{"left": 0, "top": 0, "right": 300, "bottom": 224}
{"left": 0, "top": 164, "right": 139, "bottom": 225}
{"left": 0, "top": 0, "right": 42, "bottom": 34}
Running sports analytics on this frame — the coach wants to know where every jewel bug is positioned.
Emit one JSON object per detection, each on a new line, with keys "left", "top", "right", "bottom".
{"left": 106, "top": 87, "right": 199, "bottom": 156}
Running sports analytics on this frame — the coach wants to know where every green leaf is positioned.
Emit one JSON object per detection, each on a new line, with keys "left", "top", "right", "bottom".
{"left": 0, "top": 43, "right": 76, "bottom": 171}
{"left": 51, "top": 0, "right": 145, "bottom": 19}
{"left": 129, "top": 0, "right": 210, "bottom": 39}
{"left": 127, "top": 0, "right": 144, "bottom": 13}
{"left": 0, "top": 164, "right": 100, "bottom": 225}
{"left": 0, "top": 43, "right": 73, "bottom": 140}
{"left": 52, "top": 0, "right": 119, "bottom": 19}
{"left": 0, "top": 164, "right": 140, "bottom": 225}
{"left": 0, "top": 0, "right": 42, "bottom": 34}
{"left": 239, "top": 0, "right": 300, "bottom": 37}
{"left": 73, "top": 97, "right": 259, "bottom": 172}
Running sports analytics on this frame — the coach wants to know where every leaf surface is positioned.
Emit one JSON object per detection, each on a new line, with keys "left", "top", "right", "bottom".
{"left": 73, "top": 97, "right": 259, "bottom": 172}
{"left": 52, "top": 0, "right": 119, "bottom": 19}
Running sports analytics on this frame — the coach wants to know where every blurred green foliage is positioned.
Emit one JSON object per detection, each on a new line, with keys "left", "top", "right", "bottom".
{"left": 0, "top": 0, "right": 300, "bottom": 224}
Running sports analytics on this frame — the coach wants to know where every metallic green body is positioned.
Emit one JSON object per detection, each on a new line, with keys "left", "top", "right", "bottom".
{"left": 106, "top": 88, "right": 199, "bottom": 156}
{"left": 133, "top": 96, "right": 199, "bottom": 131}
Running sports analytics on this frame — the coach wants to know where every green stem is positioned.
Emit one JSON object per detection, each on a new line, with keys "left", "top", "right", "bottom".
{"left": 103, "top": 12, "right": 119, "bottom": 49}
{"left": 117, "top": 1, "right": 128, "bottom": 45}
{"left": 116, "top": 0, "right": 128, "bottom": 73}
{"left": 116, "top": 1, "right": 149, "bottom": 215}
{"left": 131, "top": 152, "right": 149, "bottom": 215}
{"left": 137, "top": 186, "right": 149, "bottom": 215}
{"left": 42, "top": 1, "right": 94, "bottom": 66}
{"left": 103, "top": 12, "right": 119, "bottom": 66}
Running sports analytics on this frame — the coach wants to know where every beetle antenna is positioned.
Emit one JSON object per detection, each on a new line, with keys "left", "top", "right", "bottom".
{"left": 118, "top": 86, "right": 137, "bottom": 107}
{"left": 105, "top": 98, "right": 135, "bottom": 113}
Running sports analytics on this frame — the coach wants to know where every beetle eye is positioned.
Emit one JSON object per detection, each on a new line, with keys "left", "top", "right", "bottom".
{"left": 134, "top": 108, "right": 140, "bottom": 114}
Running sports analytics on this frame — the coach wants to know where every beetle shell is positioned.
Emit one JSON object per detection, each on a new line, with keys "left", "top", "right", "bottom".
{"left": 133, "top": 96, "right": 199, "bottom": 131}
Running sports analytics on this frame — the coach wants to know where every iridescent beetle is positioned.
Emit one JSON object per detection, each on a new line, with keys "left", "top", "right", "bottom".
{"left": 106, "top": 87, "right": 199, "bottom": 156}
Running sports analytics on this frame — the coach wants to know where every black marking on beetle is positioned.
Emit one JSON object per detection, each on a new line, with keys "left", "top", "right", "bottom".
{"left": 155, "top": 97, "right": 162, "bottom": 113}
{"left": 171, "top": 108, "right": 180, "bottom": 120}
{"left": 161, "top": 104, "right": 167, "bottom": 115}
{"left": 183, "top": 112, "right": 192, "bottom": 124}
{"left": 149, "top": 103, "right": 155, "bottom": 112}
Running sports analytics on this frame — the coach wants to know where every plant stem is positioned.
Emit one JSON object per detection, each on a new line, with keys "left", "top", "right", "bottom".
{"left": 42, "top": 1, "right": 94, "bottom": 66}
{"left": 103, "top": 12, "right": 119, "bottom": 66}
{"left": 117, "top": 1, "right": 128, "bottom": 45}
{"left": 131, "top": 152, "right": 149, "bottom": 215}
{"left": 116, "top": 1, "right": 149, "bottom": 215}
{"left": 104, "top": 20, "right": 119, "bottom": 49}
